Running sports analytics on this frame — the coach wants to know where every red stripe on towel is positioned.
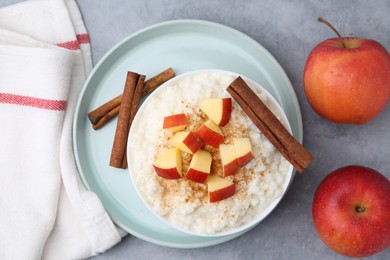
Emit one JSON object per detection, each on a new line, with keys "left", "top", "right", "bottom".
{"left": 77, "top": 33, "right": 90, "bottom": 44}
{"left": 56, "top": 33, "right": 90, "bottom": 50}
{"left": 56, "top": 40, "right": 80, "bottom": 50}
{"left": 0, "top": 93, "right": 67, "bottom": 111}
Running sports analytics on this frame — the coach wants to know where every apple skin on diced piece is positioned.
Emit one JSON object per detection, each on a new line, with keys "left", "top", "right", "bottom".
{"left": 206, "top": 174, "right": 235, "bottom": 203}
{"left": 220, "top": 144, "right": 238, "bottom": 177}
{"left": 153, "top": 148, "right": 182, "bottom": 179}
{"left": 185, "top": 150, "right": 212, "bottom": 183}
{"left": 233, "top": 137, "right": 254, "bottom": 167}
{"left": 163, "top": 113, "right": 188, "bottom": 133}
{"left": 195, "top": 119, "right": 224, "bottom": 148}
{"left": 200, "top": 98, "right": 232, "bottom": 126}
{"left": 219, "top": 98, "right": 232, "bottom": 126}
{"left": 169, "top": 131, "right": 204, "bottom": 154}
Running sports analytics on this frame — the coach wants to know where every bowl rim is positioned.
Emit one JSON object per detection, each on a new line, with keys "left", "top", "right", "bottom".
{"left": 127, "top": 69, "right": 294, "bottom": 237}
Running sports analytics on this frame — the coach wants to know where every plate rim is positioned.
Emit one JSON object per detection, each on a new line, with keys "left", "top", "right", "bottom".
{"left": 79, "top": 19, "right": 303, "bottom": 143}
{"left": 73, "top": 19, "right": 303, "bottom": 248}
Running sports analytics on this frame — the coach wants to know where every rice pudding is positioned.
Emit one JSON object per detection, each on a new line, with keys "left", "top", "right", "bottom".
{"left": 128, "top": 70, "right": 292, "bottom": 236}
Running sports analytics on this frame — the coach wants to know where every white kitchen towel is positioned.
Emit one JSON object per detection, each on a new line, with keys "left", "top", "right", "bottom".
{"left": 0, "top": 0, "right": 122, "bottom": 259}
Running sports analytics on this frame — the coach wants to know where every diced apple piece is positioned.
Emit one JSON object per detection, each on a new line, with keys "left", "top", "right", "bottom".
{"left": 169, "top": 131, "right": 203, "bottom": 154}
{"left": 220, "top": 144, "right": 238, "bottom": 177}
{"left": 195, "top": 120, "right": 224, "bottom": 148}
{"left": 185, "top": 150, "right": 212, "bottom": 183}
{"left": 200, "top": 98, "right": 232, "bottom": 126}
{"left": 153, "top": 148, "right": 182, "bottom": 179}
{"left": 206, "top": 175, "right": 235, "bottom": 203}
{"left": 233, "top": 137, "right": 254, "bottom": 167}
{"left": 163, "top": 113, "right": 188, "bottom": 133}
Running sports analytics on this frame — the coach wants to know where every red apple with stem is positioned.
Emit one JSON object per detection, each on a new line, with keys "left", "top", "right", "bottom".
{"left": 303, "top": 17, "right": 390, "bottom": 124}
{"left": 312, "top": 165, "right": 390, "bottom": 257}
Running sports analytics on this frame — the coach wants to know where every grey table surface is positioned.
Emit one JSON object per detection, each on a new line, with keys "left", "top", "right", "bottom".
{"left": 2, "top": 0, "right": 390, "bottom": 259}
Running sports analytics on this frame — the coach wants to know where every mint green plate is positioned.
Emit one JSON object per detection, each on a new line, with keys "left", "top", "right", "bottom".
{"left": 73, "top": 20, "right": 303, "bottom": 248}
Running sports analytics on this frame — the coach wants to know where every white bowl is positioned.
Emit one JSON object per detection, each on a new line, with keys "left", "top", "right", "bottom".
{"left": 127, "top": 69, "right": 294, "bottom": 237}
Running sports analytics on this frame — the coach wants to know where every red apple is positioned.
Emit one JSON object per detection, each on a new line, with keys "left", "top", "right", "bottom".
{"left": 233, "top": 137, "right": 254, "bottom": 167}
{"left": 185, "top": 149, "right": 212, "bottom": 183}
{"left": 195, "top": 119, "right": 224, "bottom": 148}
{"left": 199, "top": 98, "right": 232, "bottom": 126}
{"left": 312, "top": 165, "right": 390, "bottom": 257}
{"left": 153, "top": 148, "right": 182, "bottom": 179}
{"left": 303, "top": 17, "right": 390, "bottom": 124}
{"left": 163, "top": 113, "right": 188, "bottom": 133}
{"left": 169, "top": 131, "right": 204, "bottom": 154}
{"left": 206, "top": 174, "right": 235, "bottom": 203}
{"left": 219, "top": 144, "right": 238, "bottom": 177}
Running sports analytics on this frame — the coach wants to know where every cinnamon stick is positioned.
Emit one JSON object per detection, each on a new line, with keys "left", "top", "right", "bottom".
{"left": 141, "top": 67, "right": 175, "bottom": 96}
{"left": 92, "top": 105, "right": 120, "bottom": 130}
{"left": 122, "top": 74, "right": 145, "bottom": 168}
{"left": 88, "top": 68, "right": 175, "bottom": 129}
{"left": 110, "top": 72, "right": 145, "bottom": 169}
{"left": 88, "top": 95, "right": 122, "bottom": 125}
{"left": 226, "top": 76, "right": 313, "bottom": 172}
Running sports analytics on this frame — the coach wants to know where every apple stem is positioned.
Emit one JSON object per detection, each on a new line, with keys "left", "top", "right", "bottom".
{"left": 318, "top": 17, "right": 346, "bottom": 48}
